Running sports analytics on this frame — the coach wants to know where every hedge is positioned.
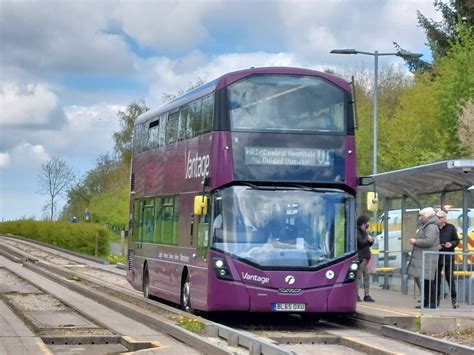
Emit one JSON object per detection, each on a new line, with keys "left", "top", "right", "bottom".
{"left": 0, "top": 220, "right": 112, "bottom": 257}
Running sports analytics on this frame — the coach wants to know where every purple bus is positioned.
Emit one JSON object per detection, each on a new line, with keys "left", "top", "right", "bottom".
{"left": 127, "top": 67, "right": 359, "bottom": 316}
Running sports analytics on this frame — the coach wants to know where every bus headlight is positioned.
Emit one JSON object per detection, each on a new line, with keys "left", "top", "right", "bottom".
{"left": 345, "top": 262, "right": 359, "bottom": 282}
{"left": 215, "top": 259, "right": 224, "bottom": 268}
{"left": 212, "top": 256, "right": 233, "bottom": 281}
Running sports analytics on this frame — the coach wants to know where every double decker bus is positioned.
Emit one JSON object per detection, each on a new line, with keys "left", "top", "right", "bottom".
{"left": 127, "top": 67, "right": 359, "bottom": 316}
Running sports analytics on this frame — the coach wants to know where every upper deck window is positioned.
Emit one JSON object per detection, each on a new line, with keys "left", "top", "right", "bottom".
{"left": 166, "top": 111, "right": 179, "bottom": 144}
{"left": 228, "top": 75, "right": 345, "bottom": 133}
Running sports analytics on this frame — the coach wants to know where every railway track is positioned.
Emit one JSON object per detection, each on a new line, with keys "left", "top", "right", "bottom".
{"left": 1, "top": 235, "right": 469, "bottom": 354}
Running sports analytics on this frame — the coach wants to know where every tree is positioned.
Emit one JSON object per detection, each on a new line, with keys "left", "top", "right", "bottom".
{"left": 417, "top": 0, "right": 473, "bottom": 59}
{"left": 37, "top": 156, "right": 75, "bottom": 220}
{"left": 338, "top": 65, "right": 416, "bottom": 175}
{"left": 62, "top": 153, "right": 119, "bottom": 221}
{"left": 380, "top": 73, "right": 446, "bottom": 169}
{"left": 458, "top": 101, "right": 474, "bottom": 155}
{"left": 432, "top": 22, "right": 474, "bottom": 156}
{"left": 393, "top": 42, "right": 432, "bottom": 73}
{"left": 113, "top": 100, "right": 148, "bottom": 164}
{"left": 396, "top": 0, "right": 474, "bottom": 73}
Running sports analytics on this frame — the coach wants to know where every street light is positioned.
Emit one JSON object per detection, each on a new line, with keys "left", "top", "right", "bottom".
{"left": 330, "top": 48, "right": 422, "bottom": 175}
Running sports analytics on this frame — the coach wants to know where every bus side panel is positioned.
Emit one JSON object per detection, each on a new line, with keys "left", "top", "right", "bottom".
{"left": 326, "top": 282, "right": 357, "bottom": 313}
{"left": 344, "top": 136, "right": 357, "bottom": 190}
{"left": 211, "top": 131, "right": 234, "bottom": 187}
{"left": 144, "top": 247, "right": 181, "bottom": 304}
{"left": 129, "top": 253, "right": 145, "bottom": 291}
{"left": 327, "top": 256, "right": 357, "bottom": 313}
{"left": 207, "top": 267, "right": 250, "bottom": 311}
{"left": 188, "top": 265, "right": 208, "bottom": 310}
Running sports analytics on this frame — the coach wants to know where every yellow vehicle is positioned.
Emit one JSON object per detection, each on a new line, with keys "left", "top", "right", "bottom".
{"left": 444, "top": 208, "right": 473, "bottom": 266}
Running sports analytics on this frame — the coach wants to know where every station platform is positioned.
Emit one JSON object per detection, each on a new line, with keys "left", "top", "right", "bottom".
{"left": 354, "top": 287, "right": 474, "bottom": 333}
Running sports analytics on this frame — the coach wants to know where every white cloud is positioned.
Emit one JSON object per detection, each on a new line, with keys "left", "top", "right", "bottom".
{"left": 146, "top": 51, "right": 299, "bottom": 106}
{"left": 59, "top": 103, "right": 123, "bottom": 158}
{"left": 0, "top": 82, "right": 66, "bottom": 128}
{"left": 0, "top": 153, "right": 11, "bottom": 168}
{"left": 65, "top": 103, "right": 123, "bottom": 133}
{"left": 0, "top": 1, "right": 134, "bottom": 75}
{"left": 3, "top": 103, "right": 124, "bottom": 163}
{"left": 9, "top": 143, "right": 49, "bottom": 168}
{"left": 114, "top": 1, "right": 222, "bottom": 52}
{"left": 277, "top": 0, "right": 437, "bottom": 64}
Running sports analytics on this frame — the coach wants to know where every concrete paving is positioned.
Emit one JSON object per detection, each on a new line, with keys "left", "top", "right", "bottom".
{"left": 0, "top": 300, "right": 52, "bottom": 354}
{"left": 0, "top": 256, "right": 200, "bottom": 354}
{"left": 356, "top": 287, "right": 474, "bottom": 333}
{"left": 324, "top": 326, "right": 435, "bottom": 355}
{"left": 25, "top": 311, "right": 99, "bottom": 329}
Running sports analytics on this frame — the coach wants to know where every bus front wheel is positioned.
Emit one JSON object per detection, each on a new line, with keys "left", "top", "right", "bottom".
{"left": 143, "top": 265, "right": 150, "bottom": 299}
{"left": 181, "top": 274, "right": 191, "bottom": 312}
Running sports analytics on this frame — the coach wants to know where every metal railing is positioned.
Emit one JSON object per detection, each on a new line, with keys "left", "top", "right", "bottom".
{"left": 420, "top": 251, "right": 473, "bottom": 311}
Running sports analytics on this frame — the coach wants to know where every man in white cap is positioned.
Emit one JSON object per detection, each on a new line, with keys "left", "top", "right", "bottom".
{"left": 436, "top": 210, "right": 460, "bottom": 308}
{"left": 407, "top": 207, "right": 440, "bottom": 309}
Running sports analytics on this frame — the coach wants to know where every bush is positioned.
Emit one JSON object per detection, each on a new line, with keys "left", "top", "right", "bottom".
{"left": 0, "top": 220, "right": 112, "bottom": 257}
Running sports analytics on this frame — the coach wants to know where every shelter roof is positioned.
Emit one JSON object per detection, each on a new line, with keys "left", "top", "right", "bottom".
{"left": 362, "top": 160, "right": 474, "bottom": 199}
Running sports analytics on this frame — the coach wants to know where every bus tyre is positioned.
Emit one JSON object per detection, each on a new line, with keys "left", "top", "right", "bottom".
{"left": 181, "top": 274, "right": 191, "bottom": 312}
{"left": 143, "top": 266, "right": 150, "bottom": 299}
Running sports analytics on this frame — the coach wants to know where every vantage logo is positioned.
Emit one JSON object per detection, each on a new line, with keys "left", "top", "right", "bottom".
{"left": 185, "top": 150, "right": 210, "bottom": 180}
{"left": 241, "top": 272, "right": 270, "bottom": 285}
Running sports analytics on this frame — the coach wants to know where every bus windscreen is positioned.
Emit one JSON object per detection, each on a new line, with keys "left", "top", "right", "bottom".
{"left": 228, "top": 75, "right": 345, "bottom": 132}
{"left": 211, "top": 186, "right": 355, "bottom": 269}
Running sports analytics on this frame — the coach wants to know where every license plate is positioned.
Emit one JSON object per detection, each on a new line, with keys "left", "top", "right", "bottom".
{"left": 272, "top": 303, "right": 306, "bottom": 312}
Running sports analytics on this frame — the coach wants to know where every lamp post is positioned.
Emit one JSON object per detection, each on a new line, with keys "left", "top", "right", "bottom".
{"left": 330, "top": 49, "right": 422, "bottom": 175}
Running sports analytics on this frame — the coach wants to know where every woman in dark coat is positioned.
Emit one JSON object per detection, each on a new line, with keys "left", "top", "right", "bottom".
{"left": 407, "top": 207, "right": 440, "bottom": 308}
{"left": 357, "top": 215, "right": 375, "bottom": 302}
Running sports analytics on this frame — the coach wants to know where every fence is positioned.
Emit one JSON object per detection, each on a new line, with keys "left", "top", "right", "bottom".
{"left": 420, "top": 251, "right": 473, "bottom": 312}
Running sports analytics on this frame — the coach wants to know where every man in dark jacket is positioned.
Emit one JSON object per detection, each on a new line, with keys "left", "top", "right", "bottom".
{"left": 436, "top": 210, "right": 460, "bottom": 308}
{"left": 357, "top": 215, "right": 375, "bottom": 302}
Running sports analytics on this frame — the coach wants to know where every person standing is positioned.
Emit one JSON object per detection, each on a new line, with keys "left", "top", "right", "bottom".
{"left": 435, "top": 210, "right": 460, "bottom": 308}
{"left": 407, "top": 207, "right": 440, "bottom": 309}
{"left": 357, "top": 215, "right": 375, "bottom": 302}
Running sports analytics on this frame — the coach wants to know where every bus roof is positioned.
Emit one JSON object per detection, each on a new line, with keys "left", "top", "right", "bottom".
{"left": 136, "top": 66, "right": 350, "bottom": 125}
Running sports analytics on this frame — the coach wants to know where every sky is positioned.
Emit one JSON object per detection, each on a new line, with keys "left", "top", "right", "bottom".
{"left": 0, "top": 0, "right": 441, "bottom": 221}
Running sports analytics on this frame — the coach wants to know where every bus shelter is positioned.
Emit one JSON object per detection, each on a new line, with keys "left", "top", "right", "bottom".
{"left": 360, "top": 159, "right": 474, "bottom": 294}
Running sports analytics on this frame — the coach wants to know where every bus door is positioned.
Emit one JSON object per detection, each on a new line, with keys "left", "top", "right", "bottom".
{"left": 141, "top": 198, "right": 155, "bottom": 247}
{"left": 134, "top": 198, "right": 155, "bottom": 250}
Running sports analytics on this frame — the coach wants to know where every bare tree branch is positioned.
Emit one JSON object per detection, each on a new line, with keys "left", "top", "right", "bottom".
{"left": 37, "top": 156, "right": 75, "bottom": 220}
